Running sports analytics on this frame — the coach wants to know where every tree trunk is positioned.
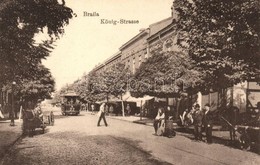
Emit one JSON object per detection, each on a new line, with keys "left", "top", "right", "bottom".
{"left": 121, "top": 94, "right": 125, "bottom": 117}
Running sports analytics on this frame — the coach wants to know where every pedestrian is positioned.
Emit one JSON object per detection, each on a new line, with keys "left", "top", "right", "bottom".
{"left": 109, "top": 105, "right": 114, "bottom": 113}
{"left": 153, "top": 107, "right": 165, "bottom": 136}
{"left": 0, "top": 104, "right": 4, "bottom": 119}
{"left": 202, "top": 103, "right": 213, "bottom": 144}
{"left": 81, "top": 103, "right": 85, "bottom": 111}
{"left": 126, "top": 104, "right": 131, "bottom": 116}
{"left": 91, "top": 104, "right": 95, "bottom": 115}
{"left": 97, "top": 103, "right": 108, "bottom": 127}
{"left": 192, "top": 104, "right": 203, "bottom": 141}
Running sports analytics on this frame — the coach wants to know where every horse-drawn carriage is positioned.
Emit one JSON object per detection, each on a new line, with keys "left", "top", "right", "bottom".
{"left": 22, "top": 105, "right": 54, "bottom": 137}
{"left": 221, "top": 113, "right": 260, "bottom": 151}
{"left": 219, "top": 103, "right": 260, "bottom": 151}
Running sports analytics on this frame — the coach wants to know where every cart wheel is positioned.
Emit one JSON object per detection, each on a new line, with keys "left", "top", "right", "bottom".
{"left": 239, "top": 133, "right": 251, "bottom": 151}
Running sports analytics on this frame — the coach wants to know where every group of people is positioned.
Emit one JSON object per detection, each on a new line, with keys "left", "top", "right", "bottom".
{"left": 153, "top": 103, "right": 214, "bottom": 143}
{"left": 191, "top": 103, "right": 213, "bottom": 143}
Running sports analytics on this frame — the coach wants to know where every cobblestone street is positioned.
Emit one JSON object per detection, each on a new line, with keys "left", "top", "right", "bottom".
{"left": 1, "top": 107, "right": 259, "bottom": 165}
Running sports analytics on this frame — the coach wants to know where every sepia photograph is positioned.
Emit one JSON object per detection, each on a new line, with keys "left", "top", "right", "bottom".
{"left": 0, "top": 0, "right": 259, "bottom": 164}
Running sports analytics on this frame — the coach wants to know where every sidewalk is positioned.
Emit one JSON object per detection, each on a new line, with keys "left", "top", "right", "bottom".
{"left": 0, "top": 119, "right": 22, "bottom": 159}
{"left": 83, "top": 111, "right": 230, "bottom": 140}
{"left": 102, "top": 112, "right": 231, "bottom": 141}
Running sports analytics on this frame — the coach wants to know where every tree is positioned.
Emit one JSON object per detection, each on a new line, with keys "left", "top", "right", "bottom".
{"left": 132, "top": 51, "right": 201, "bottom": 97}
{"left": 174, "top": 0, "right": 260, "bottom": 91}
{"left": 3, "top": 64, "right": 55, "bottom": 103}
{"left": 90, "top": 63, "right": 130, "bottom": 101}
{"left": 0, "top": 0, "right": 73, "bottom": 85}
{"left": 51, "top": 85, "right": 69, "bottom": 105}
{"left": 18, "top": 65, "right": 55, "bottom": 102}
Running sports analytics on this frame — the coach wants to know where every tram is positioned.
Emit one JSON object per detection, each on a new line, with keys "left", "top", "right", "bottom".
{"left": 61, "top": 90, "right": 81, "bottom": 116}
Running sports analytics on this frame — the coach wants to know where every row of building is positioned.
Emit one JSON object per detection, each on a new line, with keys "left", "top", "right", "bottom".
{"left": 94, "top": 10, "right": 176, "bottom": 75}
{"left": 89, "top": 3, "right": 260, "bottom": 117}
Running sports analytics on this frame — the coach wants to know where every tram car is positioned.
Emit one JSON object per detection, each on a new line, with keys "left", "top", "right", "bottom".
{"left": 61, "top": 90, "right": 81, "bottom": 116}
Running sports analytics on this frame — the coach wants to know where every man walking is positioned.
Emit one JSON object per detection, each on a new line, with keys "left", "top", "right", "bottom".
{"left": 203, "top": 104, "right": 213, "bottom": 144}
{"left": 97, "top": 103, "right": 108, "bottom": 127}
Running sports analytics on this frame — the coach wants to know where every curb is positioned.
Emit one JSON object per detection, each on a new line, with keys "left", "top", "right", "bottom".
{"left": 133, "top": 120, "right": 153, "bottom": 126}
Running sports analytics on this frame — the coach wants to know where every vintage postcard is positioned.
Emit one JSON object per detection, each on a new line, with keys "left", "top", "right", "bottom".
{"left": 0, "top": 0, "right": 259, "bottom": 164}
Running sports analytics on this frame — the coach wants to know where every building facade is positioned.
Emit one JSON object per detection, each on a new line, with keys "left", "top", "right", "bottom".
{"left": 90, "top": 2, "right": 260, "bottom": 116}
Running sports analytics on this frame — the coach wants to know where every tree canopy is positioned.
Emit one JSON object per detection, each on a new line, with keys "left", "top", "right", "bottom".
{"left": 132, "top": 51, "right": 201, "bottom": 97}
{"left": 0, "top": 0, "right": 73, "bottom": 85}
{"left": 89, "top": 63, "right": 131, "bottom": 102}
{"left": 17, "top": 64, "right": 55, "bottom": 102}
{"left": 174, "top": 0, "right": 260, "bottom": 91}
{"left": 57, "top": 63, "right": 132, "bottom": 103}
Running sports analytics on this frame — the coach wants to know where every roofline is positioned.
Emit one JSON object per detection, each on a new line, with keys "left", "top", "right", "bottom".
{"left": 93, "top": 63, "right": 105, "bottom": 71}
{"left": 149, "top": 17, "right": 173, "bottom": 28}
{"left": 147, "top": 22, "right": 175, "bottom": 42}
{"left": 119, "top": 29, "right": 149, "bottom": 50}
{"left": 104, "top": 51, "right": 122, "bottom": 65}
{"left": 93, "top": 51, "right": 122, "bottom": 72}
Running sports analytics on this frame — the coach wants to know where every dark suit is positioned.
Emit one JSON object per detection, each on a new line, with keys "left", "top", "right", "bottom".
{"left": 193, "top": 110, "right": 203, "bottom": 140}
{"left": 203, "top": 110, "right": 213, "bottom": 143}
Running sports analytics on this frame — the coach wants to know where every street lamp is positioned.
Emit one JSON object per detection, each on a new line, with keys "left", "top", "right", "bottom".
{"left": 10, "top": 81, "right": 16, "bottom": 126}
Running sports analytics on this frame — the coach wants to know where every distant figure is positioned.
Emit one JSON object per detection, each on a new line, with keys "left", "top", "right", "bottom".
{"left": 126, "top": 104, "right": 131, "bottom": 116}
{"left": 97, "top": 103, "right": 108, "bottom": 127}
{"left": 91, "top": 104, "right": 95, "bottom": 115}
{"left": 203, "top": 104, "right": 213, "bottom": 144}
{"left": 192, "top": 104, "right": 203, "bottom": 141}
{"left": 81, "top": 103, "right": 86, "bottom": 111}
{"left": 109, "top": 105, "right": 114, "bottom": 113}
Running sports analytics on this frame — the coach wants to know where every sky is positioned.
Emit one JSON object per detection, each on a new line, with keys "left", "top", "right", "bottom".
{"left": 42, "top": 0, "right": 173, "bottom": 90}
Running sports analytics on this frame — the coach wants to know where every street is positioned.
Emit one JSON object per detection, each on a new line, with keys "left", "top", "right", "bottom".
{"left": 1, "top": 106, "right": 259, "bottom": 165}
